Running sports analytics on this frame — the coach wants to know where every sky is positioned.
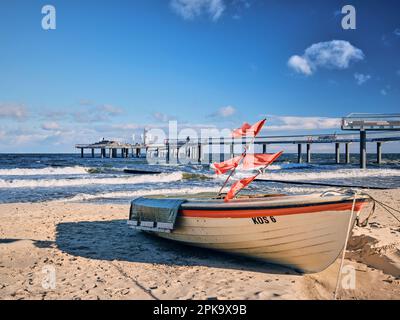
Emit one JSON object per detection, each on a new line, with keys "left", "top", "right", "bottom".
{"left": 0, "top": 0, "right": 399, "bottom": 153}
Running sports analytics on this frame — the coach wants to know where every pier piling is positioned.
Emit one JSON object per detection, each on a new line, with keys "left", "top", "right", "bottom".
{"left": 345, "top": 143, "right": 350, "bottom": 164}
{"left": 297, "top": 144, "right": 302, "bottom": 163}
{"left": 220, "top": 138, "right": 224, "bottom": 162}
{"left": 360, "top": 130, "right": 367, "bottom": 169}
{"left": 197, "top": 143, "right": 202, "bottom": 163}
{"left": 335, "top": 143, "right": 340, "bottom": 164}
{"left": 377, "top": 142, "right": 382, "bottom": 164}
{"left": 306, "top": 144, "right": 311, "bottom": 163}
{"left": 166, "top": 142, "right": 170, "bottom": 163}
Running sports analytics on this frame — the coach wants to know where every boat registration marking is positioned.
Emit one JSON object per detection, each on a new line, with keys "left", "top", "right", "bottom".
{"left": 251, "top": 216, "right": 277, "bottom": 225}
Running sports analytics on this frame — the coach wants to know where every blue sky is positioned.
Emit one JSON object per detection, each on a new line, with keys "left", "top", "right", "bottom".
{"left": 0, "top": 0, "right": 399, "bottom": 153}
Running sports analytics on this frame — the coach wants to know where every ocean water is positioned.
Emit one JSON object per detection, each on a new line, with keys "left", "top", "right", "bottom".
{"left": 0, "top": 153, "right": 399, "bottom": 204}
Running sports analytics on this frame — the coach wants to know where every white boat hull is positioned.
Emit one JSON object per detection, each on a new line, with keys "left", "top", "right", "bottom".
{"left": 130, "top": 193, "right": 368, "bottom": 273}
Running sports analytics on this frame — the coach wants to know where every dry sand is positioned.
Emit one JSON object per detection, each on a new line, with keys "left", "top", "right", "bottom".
{"left": 0, "top": 189, "right": 399, "bottom": 300}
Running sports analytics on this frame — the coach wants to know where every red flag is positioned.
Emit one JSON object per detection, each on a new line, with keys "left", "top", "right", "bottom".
{"left": 212, "top": 156, "right": 242, "bottom": 175}
{"left": 232, "top": 119, "right": 266, "bottom": 138}
{"left": 224, "top": 175, "right": 257, "bottom": 202}
{"left": 242, "top": 151, "right": 283, "bottom": 170}
{"left": 232, "top": 122, "right": 251, "bottom": 138}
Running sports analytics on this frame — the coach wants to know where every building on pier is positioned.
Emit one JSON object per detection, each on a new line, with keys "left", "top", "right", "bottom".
{"left": 75, "top": 138, "right": 144, "bottom": 158}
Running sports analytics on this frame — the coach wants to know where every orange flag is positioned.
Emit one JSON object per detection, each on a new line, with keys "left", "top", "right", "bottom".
{"left": 232, "top": 119, "right": 266, "bottom": 138}
{"left": 212, "top": 156, "right": 242, "bottom": 175}
{"left": 242, "top": 151, "right": 283, "bottom": 170}
{"left": 224, "top": 175, "right": 257, "bottom": 202}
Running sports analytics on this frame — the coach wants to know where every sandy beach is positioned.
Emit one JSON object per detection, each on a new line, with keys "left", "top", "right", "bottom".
{"left": 0, "top": 189, "right": 399, "bottom": 300}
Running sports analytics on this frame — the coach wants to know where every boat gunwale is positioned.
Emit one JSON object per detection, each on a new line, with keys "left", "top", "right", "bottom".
{"left": 180, "top": 198, "right": 368, "bottom": 212}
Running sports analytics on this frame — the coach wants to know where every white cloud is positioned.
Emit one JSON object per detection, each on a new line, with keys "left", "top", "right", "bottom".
{"left": 170, "top": 0, "right": 225, "bottom": 21}
{"left": 208, "top": 105, "right": 236, "bottom": 118}
{"left": 0, "top": 129, "right": 6, "bottom": 141}
{"left": 265, "top": 115, "right": 341, "bottom": 131}
{"left": 288, "top": 56, "right": 312, "bottom": 76}
{"left": 41, "top": 121, "right": 61, "bottom": 131}
{"left": 354, "top": 73, "right": 371, "bottom": 85}
{"left": 0, "top": 103, "right": 28, "bottom": 121}
{"left": 73, "top": 104, "right": 123, "bottom": 123}
{"left": 288, "top": 40, "right": 364, "bottom": 76}
{"left": 394, "top": 28, "right": 400, "bottom": 36}
{"left": 152, "top": 112, "right": 176, "bottom": 122}
{"left": 219, "top": 105, "right": 236, "bottom": 117}
{"left": 97, "top": 104, "right": 123, "bottom": 116}
{"left": 381, "top": 89, "right": 387, "bottom": 96}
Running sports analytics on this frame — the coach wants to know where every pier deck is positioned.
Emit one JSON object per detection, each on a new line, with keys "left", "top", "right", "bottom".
{"left": 146, "top": 131, "right": 400, "bottom": 168}
{"left": 76, "top": 115, "right": 400, "bottom": 168}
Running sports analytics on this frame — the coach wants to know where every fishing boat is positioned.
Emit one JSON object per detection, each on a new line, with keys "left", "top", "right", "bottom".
{"left": 127, "top": 118, "right": 370, "bottom": 273}
{"left": 127, "top": 191, "right": 369, "bottom": 273}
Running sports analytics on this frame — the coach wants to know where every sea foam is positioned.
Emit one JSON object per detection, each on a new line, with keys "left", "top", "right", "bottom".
{"left": 0, "top": 166, "right": 89, "bottom": 176}
{"left": 0, "top": 172, "right": 183, "bottom": 188}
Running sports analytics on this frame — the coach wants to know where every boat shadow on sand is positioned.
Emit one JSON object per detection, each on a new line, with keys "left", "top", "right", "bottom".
{"left": 55, "top": 219, "right": 301, "bottom": 276}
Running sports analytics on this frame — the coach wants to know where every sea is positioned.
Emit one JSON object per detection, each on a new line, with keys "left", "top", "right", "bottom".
{"left": 0, "top": 153, "right": 399, "bottom": 204}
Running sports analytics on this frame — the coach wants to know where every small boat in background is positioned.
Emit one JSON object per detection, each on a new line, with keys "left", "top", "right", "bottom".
{"left": 128, "top": 191, "right": 369, "bottom": 273}
{"left": 123, "top": 169, "right": 162, "bottom": 175}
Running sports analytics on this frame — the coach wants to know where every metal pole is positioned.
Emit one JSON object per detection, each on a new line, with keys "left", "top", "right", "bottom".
{"left": 360, "top": 130, "right": 367, "bottom": 169}
{"left": 335, "top": 143, "right": 340, "bottom": 164}
{"left": 297, "top": 144, "right": 302, "bottom": 163}
{"left": 306, "top": 144, "right": 311, "bottom": 163}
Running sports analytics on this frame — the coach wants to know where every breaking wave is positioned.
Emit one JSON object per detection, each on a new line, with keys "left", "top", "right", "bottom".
{"left": 64, "top": 186, "right": 220, "bottom": 202}
{"left": 260, "top": 168, "right": 400, "bottom": 181}
{"left": 0, "top": 166, "right": 90, "bottom": 176}
{"left": 0, "top": 172, "right": 183, "bottom": 189}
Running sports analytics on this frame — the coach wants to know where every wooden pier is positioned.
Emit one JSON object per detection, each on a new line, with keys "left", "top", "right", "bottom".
{"left": 75, "top": 139, "right": 144, "bottom": 158}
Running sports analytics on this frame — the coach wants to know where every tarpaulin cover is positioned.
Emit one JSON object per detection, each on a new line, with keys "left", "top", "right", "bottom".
{"left": 129, "top": 197, "right": 186, "bottom": 230}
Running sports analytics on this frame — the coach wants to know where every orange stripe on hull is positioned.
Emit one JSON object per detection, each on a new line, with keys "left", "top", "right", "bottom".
{"left": 181, "top": 202, "right": 365, "bottom": 218}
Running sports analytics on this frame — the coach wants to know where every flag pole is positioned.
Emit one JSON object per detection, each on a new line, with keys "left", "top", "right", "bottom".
{"left": 217, "top": 135, "right": 256, "bottom": 196}
{"left": 231, "top": 151, "right": 283, "bottom": 199}
{"left": 232, "top": 165, "right": 269, "bottom": 199}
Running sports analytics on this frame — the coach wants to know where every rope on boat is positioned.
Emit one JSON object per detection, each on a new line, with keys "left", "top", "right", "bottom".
{"left": 331, "top": 189, "right": 400, "bottom": 299}
{"left": 359, "top": 192, "right": 400, "bottom": 224}
{"left": 334, "top": 191, "right": 358, "bottom": 300}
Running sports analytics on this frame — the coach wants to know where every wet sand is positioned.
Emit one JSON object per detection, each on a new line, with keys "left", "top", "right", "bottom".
{"left": 0, "top": 189, "right": 399, "bottom": 300}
